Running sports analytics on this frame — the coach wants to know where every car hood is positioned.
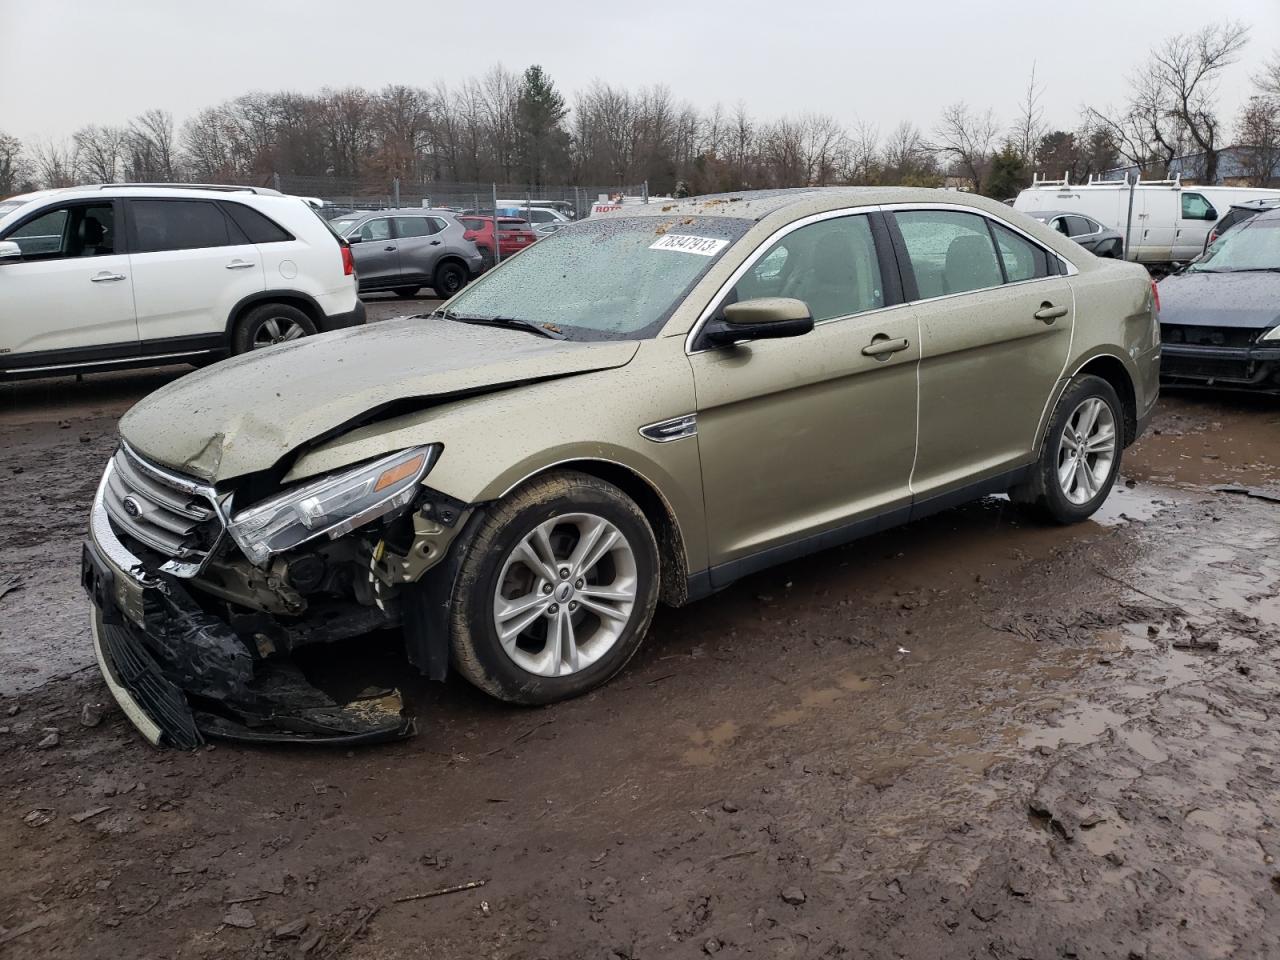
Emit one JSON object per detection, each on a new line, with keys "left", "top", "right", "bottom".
{"left": 1158, "top": 271, "right": 1280, "bottom": 329}
{"left": 119, "top": 316, "right": 640, "bottom": 483}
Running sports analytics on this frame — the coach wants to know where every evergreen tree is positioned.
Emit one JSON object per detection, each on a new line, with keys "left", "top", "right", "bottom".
{"left": 983, "top": 143, "right": 1029, "bottom": 199}
{"left": 516, "top": 65, "right": 570, "bottom": 187}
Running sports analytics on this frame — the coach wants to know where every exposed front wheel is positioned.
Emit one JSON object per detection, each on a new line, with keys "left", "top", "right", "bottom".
{"left": 232, "top": 303, "right": 317, "bottom": 354}
{"left": 1013, "top": 374, "right": 1123, "bottom": 524}
{"left": 449, "top": 471, "right": 659, "bottom": 705}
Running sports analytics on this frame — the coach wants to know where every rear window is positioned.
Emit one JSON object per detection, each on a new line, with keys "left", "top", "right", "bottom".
{"left": 222, "top": 202, "right": 293, "bottom": 243}
{"left": 458, "top": 218, "right": 485, "bottom": 231}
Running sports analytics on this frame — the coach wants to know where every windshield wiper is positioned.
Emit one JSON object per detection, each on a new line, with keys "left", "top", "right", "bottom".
{"left": 430, "top": 308, "right": 565, "bottom": 340}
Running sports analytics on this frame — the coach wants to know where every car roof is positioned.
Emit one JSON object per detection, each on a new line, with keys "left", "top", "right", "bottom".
{"left": 1027, "top": 210, "right": 1096, "bottom": 219}
{"left": 5, "top": 184, "right": 284, "bottom": 204}
{"left": 1251, "top": 206, "right": 1280, "bottom": 223}
{"left": 337, "top": 208, "right": 458, "bottom": 219}
{"left": 1229, "top": 198, "right": 1280, "bottom": 212}
{"left": 596, "top": 187, "right": 1029, "bottom": 223}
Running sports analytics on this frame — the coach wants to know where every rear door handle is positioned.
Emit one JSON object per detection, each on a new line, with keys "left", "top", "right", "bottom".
{"left": 861, "top": 336, "right": 910, "bottom": 358}
{"left": 430, "top": 239, "right": 442, "bottom": 246}
{"left": 90, "top": 272, "right": 126, "bottom": 283}
{"left": 225, "top": 260, "right": 255, "bottom": 270}
{"left": 384, "top": 245, "right": 397, "bottom": 252}
{"left": 1034, "top": 303, "right": 1069, "bottom": 323}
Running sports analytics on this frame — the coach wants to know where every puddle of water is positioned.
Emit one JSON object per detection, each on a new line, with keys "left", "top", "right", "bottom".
{"left": 1088, "top": 482, "right": 1171, "bottom": 527}
{"left": 682, "top": 720, "right": 739, "bottom": 765}
{"left": 1019, "top": 700, "right": 1129, "bottom": 751}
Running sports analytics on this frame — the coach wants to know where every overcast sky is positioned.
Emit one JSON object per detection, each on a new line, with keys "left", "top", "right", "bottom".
{"left": 2, "top": 0, "right": 1277, "bottom": 145}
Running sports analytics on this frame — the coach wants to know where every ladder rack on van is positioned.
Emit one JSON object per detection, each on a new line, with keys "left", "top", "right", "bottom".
{"left": 1029, "top": 173, "right": 1183, "bottom": 190}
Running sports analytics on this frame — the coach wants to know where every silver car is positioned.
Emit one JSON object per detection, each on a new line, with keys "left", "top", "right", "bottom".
{"left": 329, "top": 209, "right": 484, "bottom": 298}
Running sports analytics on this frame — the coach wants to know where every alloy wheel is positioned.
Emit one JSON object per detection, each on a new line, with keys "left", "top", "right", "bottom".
{"left": 251, "top": 316, "right": 307, "bottom": 349}
{"left": 1056, "top": 397, "right": 1117, "bottom": 505}
{"left": 492, "top": 513, "right": 638, "bottom": 677}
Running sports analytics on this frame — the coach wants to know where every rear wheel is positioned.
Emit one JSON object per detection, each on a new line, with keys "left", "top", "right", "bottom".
{"left": 232, "top": 303, "right": 317, "bottom": 354}
{"left": 1013, "top": 374, "right": 1123, "bottom": 524}
{"left": 432, "top": 261, "right": 468, "bottom": 298}
{"left": 449, "top": 471, "right": 660, "bottom": 705}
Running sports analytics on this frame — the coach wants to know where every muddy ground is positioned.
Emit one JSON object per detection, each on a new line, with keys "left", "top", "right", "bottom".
{"left": 2, "top": 314, "right": 1278, "bottom": 958}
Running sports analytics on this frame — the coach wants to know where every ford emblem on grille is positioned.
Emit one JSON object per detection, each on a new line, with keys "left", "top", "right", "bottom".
{"left": 121, "top": 495, "right": 142, "bottom": 519}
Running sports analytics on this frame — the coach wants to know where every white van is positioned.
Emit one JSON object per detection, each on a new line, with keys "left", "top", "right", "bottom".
{"left": 1014, "top": 176, "right": 1280, "bottom": 264}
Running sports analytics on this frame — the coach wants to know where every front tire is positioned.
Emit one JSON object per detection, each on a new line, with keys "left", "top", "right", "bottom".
{"left": 449, "top": 471, "right": 660, "bottom": 705}
{"left": 232, "top": 303, "right": 317, "bottom": 354}
{"left": 1014, "top": 374, "right": 1123, "bottom": 524}
{"left": 394, "top": 286, "right": 421, "bottom": 298}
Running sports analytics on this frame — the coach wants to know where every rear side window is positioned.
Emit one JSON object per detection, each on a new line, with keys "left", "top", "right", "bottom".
{"left": 1065, "top": 216, "right": 1095, "bottom": 237}
{"left": 895, "top": 210, "right": 1003, "bottom": 298}
{"left": 222, "top": 202, "right": 292, "bottom": 243}
{"left": 131, "top": 200, "right": 235, "bottom": 253}
{"left": 394, "top": 216, "right": 439, "bottom": 238}
{"left": 990, "top": 222, "right": 1053, "bottom": 282}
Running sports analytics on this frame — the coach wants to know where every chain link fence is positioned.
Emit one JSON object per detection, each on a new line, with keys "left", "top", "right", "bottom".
{"left": 248, "top": 173, "right": 650, "bottom": 220}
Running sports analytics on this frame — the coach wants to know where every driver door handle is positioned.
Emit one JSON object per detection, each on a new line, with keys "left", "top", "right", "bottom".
{"left": 90, "top": 272, "right": 126, "bottom": 283}
{"left": 429, "top": 239, "right": 442, "bottom": 246}
{"left": 225, "top": 260, "right": 255, "bottom": 270}
{"left": 1035, "top": 303, "right": 1069, "bottom": 323}
{"left": 384, "top": 245, "right": 397, "bottom": 252}
{"left": 861, "top": 336, "right": 910, "bottom": 357}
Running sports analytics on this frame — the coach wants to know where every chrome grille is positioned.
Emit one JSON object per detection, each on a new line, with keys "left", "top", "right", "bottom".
{"left": 102, "top": 445, "right": 226, "bottom": 575}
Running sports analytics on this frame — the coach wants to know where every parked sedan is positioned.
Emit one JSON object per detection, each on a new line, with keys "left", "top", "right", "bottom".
{"left": 1028, "top": 210, "right": 1124, "bottom": 258}
{"left": 1158, "top": 206, "right": 1280, "bottom": 393}
{"left": 82, "top": 188, "right": 1159, "bottom": 747}
{"left": 329, "top": 209, "right": 483, "bottom": 298}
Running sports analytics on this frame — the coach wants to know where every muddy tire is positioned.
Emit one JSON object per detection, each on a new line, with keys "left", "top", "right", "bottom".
{"left": 1013, "top": 374, "right": 1123, "bottom": 524}
{"left": 449, "top": 470, "right": 660, "bottom": 705}
{"left": 231, "top": 303, "right": 317, "bottom": 354}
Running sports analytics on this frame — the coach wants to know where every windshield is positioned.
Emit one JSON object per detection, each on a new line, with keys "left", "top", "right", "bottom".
{"left": 443, "top": 215, "right": 751, "bottom": 341}
{"left": 1190, "top": 217, "right": 1280, "bottom": 273}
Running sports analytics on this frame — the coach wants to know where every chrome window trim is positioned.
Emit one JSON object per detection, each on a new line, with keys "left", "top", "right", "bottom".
{"left": 684, "top": 202, "right": 1076, "bottom": 356}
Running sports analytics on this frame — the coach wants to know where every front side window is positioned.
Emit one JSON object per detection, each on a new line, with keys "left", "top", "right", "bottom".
{"left": 1181, "top": 193, "right": 1217, "bottom": 221}
{"left": 443, "top": 215, "right": 751, "bottom": 341}
{"left": 357, "top": 219, "right": 392, "bottom": 242}
{"left": 990, "top": 222, "right": 1053, "bottom": 282}
{"left": 730, "top": 215, "right": 884, "bottom": 322}
{"left": 4, "top": 203, "right": 115, "bottom": 260}
{"left": 131, "top": 200, "right": 233, "bottom": 253}
{"left": 895, "top": 210, "right": 1003, "bottom": 298}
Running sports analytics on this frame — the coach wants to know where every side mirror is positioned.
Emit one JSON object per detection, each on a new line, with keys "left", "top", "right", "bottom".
{"left": 0, "top": 240, "right": 22, "bottom": 262}
{"left": 701, "top": 297, "right": 814, "bottom": 348}
{"left": 346, "top": 235, "right": 363, "bottom": 244}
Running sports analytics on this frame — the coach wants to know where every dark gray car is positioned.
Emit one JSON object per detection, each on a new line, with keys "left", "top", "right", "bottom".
{"left": 1157, "top": 207, "right": 1280, "bottom": 393}
{"left": 1028, "top": 211, "right": 1124, "bottom": 258}
{"left": 329, "top": 209, "right": 484, "bottom": 298}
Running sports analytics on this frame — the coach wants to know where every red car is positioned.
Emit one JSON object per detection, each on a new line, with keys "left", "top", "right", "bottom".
{"left": 457, "top": 216, "right": 538, "bottom": 267}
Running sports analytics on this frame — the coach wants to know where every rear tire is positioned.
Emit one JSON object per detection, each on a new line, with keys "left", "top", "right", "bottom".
{"left": 394, "top": 286, "right": 421, "bottom": 298}
{"left": 432, "top": 261, "right": 468, "bottom": 298}
{"left": 448, "top": 471, "right": 660, "bottom": 705}
{"left": 1012, "top": 374, "right": 1123, "bottom": 524}
{"left": 231, "top": 303, "right": 317, "bottom": 355}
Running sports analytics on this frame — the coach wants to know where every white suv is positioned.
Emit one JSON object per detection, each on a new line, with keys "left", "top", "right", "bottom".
{"left": 0, "top": 184, "right": 365, "bottom": 379}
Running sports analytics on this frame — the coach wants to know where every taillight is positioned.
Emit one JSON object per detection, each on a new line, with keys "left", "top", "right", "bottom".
{"left": 1207, "top": 230, "right": 1217, "bottom": 244}
{"left": 340, "top": 243, "right": 355, "bottom": 277}
{"left": 1150, "top": 279, "right": 1160, "bottom": 314}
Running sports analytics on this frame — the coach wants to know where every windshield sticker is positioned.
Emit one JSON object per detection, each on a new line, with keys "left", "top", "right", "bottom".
{"left": 649, "top": 234, "right": 729, "bottom": 256}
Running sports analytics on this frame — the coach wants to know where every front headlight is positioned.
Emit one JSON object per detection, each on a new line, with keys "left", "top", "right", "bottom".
{"left": 1261, "top": 325, "right": 1280, "bottom": 342}
{"left": 227, "top": 445, "right": 440, "bottom": 565}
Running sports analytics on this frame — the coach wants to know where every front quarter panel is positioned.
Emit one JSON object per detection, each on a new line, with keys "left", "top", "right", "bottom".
{"left": 283, "top": 336, "right": 708, "bottom": 572}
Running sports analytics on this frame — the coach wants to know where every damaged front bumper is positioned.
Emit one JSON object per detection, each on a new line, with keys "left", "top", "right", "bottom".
{"left": 83, "top": 479, "right": 415, "bottom": 749}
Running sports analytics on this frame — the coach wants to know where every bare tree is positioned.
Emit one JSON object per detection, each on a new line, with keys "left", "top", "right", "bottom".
{"left": 844, "top": 120, "right": 880, "bottom": 184}
{"left": 126, "top": 109, "right": 177, "bottom": 181}
{"left": 882, "top": 121, "right": 939, "bottom": 185}
{"left": 74, "top": 124, "right": 126, "bottom": 183}
{"left": 32, "top": 139, "right": 78, "bottom": 188}
{"left": 0, "top": 131, "right": 30, "bottom": 195}
{"left": 933, "top": 102, "right": 998, "bottom": 190}
{"left": 1013, "top": 63, "right": 1046, "bottom": 165}
{"left": 1236, "top": 96, "right": 1280, "bottom": 186}
{"left": 1090, "top": 21, "right": 1249, "bottom": 182}
{"left": 1257, "top": 49, "right": 1280, "bottom": 100}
